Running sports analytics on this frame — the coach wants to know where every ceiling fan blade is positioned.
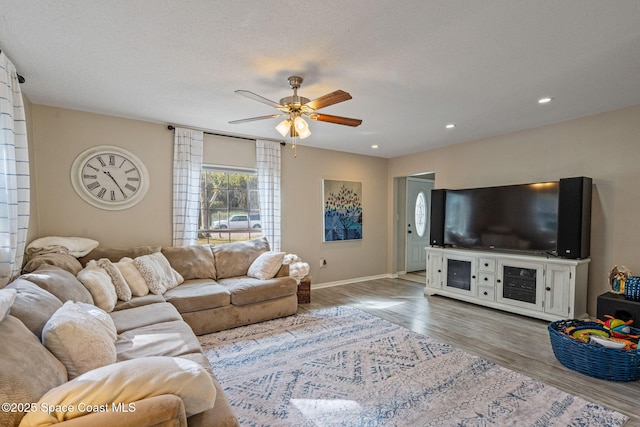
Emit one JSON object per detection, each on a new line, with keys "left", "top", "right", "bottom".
{"left": 235, "top": 90, "right": 285, "bottom": 109}
{"left": 309, "top": 113, "right": 362, "bottom": 127}
{"left": 304, "top": 90, "right": 352, "bottom": 111}
{"left": 229, "top": 114, "right": 283, "bottom": 124}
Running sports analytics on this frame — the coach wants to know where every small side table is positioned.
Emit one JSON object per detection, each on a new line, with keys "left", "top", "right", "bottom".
{"left": 297, "top": 280, "right": 311, "bottom": 304}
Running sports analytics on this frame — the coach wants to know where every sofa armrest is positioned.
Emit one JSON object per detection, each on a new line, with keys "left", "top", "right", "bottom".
{"left": 49, "top": 394, "right": 187, "bottom": 427}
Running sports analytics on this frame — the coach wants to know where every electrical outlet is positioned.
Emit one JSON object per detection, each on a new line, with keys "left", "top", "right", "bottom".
{"left": 320, "top": 258, "right": 327, "bottom": 268}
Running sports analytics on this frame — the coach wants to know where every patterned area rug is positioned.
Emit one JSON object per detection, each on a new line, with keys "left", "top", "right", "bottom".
{"left": 199, "top": 307, "right": 627, "bottom": 427}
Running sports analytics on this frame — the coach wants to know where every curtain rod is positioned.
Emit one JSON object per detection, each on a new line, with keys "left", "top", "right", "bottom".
{"left": 0, "top": 49, "right": 26, "bottom": 83}
{"left": 167, "top": 125, "right": 286, "bottom": 146}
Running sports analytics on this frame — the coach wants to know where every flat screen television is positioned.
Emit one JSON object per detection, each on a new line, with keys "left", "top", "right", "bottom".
{"left": 443, "top": 182, "right": 559, "bottom": 254}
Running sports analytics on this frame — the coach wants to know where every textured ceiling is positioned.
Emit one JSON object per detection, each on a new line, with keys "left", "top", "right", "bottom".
{"left": 1, "top": 0, "right": 640, "bottom": 158}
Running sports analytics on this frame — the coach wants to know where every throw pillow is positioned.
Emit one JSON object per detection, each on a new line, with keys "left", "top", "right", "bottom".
{"left": 115, "top": 257, "right": 149, "bottom": 297}
{"left": 161, "top": 245, "right": 217, "bottom": 280}
{"left": 4, "top": 278, "right": 63, "bottom": 340}
{"left": 0, "top": 316, "right": 67, "bottom": 427}
{"left": 289, "top": 261, "right": 310, "bottom": 284}
{"left": 76, "top": 301, "right": 117, "bottom": 342}
{"left": 134, "top": 252, "right": 184, "bottom": 295}
{"left": 98, "top": 258, "right": 132, "bottom": 301}
{"left": 247, "top": 251, "right": 286, "bottom": 280}
{"left": 76, "top": 261, "right": 118, "bottom": 312}
{"left": 19, "top": 265, "right": 94, "bottom": 304}
{"left": 0, "top": 288, "right": 17, "bottom": 322}
{"left": 20, "top": 356, "right": 217, "bottom": 426}
{"left": 42, "top": 301, "right": 117, "bottom": 379}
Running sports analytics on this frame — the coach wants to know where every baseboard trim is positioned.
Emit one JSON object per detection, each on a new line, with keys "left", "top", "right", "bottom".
{"left": 312, "top": 274, "right": 396, "bottom": 289}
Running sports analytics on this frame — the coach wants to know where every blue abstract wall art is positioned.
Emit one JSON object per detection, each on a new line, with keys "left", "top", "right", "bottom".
{"left": 323, "top": 179, "right": 362, "bottom": 242}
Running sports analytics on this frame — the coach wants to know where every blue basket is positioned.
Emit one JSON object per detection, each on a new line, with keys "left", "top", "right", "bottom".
{"left": 548, "top": 319, "right": 640, "bottom": 381}
{"left": 625, "top": 276, "right": 640, "bottom": 301}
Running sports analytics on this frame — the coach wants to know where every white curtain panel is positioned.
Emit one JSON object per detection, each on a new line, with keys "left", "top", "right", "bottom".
{"left": 0, "top": 51, "right": 30, "bottom": 285}
{"left": 256, "top": 140, "right": 282, "bottom": 252}
{"left": 172, "top": 127, "right": 203, "bottom": 246}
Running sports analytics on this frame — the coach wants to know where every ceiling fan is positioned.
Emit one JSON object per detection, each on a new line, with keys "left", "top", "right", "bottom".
{"left": 229, "top": 76, "right": 362, "bottom": 140}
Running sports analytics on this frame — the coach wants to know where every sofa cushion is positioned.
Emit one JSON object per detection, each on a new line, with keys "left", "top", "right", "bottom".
{"left": 77, "top": 261, "right": 118, "bottom": 312}
{"left": 0, "top": 315, "right": 67, "bottom": 427}
{"left": 134, "top": 252, "right": 184, "bottom": 295}
{"left": 20, "top": 265, "right": 94, "bottom": 304}
{"left": 78, "top": 245, "right": 162, "bottom": 265}
{"left": 115, "top": 257, "right": 149, "bottom": 296}
{"left": 109, "top": 302, "right": 183, "bottom": 334}
{"left": 116, "top": 320, "right": 202, "bottom": 361}
{"left": 42, "top": 301, "right": 117, "bottom": 379}
{"left": 162, "top": 245, "right": 217, "bottom": 280}
{"left": 164, "top": 280, "right": 231, "bottom": 313}
{"left": 212, "top": 237, "right": 270, "bottom": 279}
{"left": 218, "top": 276, "right": 298, "bottom": 306}
{"left": 5, "top": 278, "right": 63, "bottom": 339}
{"left": 247, "top": 251, "right": 285, "bottom": 280}
{"left": 113, "top": 293, "right": 166, "bottom": 311}
{"left": 20, "top": 356, "right": 217, "bottom": 426}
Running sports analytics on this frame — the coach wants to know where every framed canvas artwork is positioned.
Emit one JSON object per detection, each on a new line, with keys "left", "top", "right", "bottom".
{"left": 323, "top": 179, "right": 363, "bottom": 242}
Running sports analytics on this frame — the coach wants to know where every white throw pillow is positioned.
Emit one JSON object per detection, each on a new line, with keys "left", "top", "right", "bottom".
{"left": 289, "top": 261, "right": 310, "bottom": 284}
{"left": 0, "top": 288, "right": 17, "bottom": 322}
{"left": 134, "top": 252, "right": 184, "bottom": 295}
{"left": 76, "top": 261, "right": 118, "bottom": 312}
{"left": 98, "top": 258, "right": 132, "bottom": 301}
{"left": 20, "top": 356, "right": 217, "bottom": 426}
{"left": 115, "top": 257, "right": 149, "bottom": 297}
{"left": 75, "top": 301, "right": 117, "bottom": 342}
{"left": 247, "top": 251, "right": 286, "bottom": 280}
{"left": 42, "top": 301, "right": 117, "bottom": 379}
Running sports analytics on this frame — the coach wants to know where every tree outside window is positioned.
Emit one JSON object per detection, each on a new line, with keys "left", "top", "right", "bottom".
{"left": 198, "top": 167, "right": 262, "bottom": 244}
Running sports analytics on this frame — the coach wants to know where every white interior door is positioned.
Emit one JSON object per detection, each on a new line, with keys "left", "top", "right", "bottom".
{"left": 406, "top": 178, "right": 434, "bottom": 272}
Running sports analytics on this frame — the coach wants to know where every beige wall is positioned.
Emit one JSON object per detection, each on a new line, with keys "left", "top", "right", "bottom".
{"left": 28, "top": 105, "right": 389, "bottom": 283}
{"left": 27, "top": 102, "right": 640, "bottom": 314}
{"left": 388, "top": 104, "right": 640, "bottom": 315}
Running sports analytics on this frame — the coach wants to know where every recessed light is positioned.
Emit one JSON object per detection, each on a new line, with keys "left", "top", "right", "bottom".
{"left": 371, "top": 144, "right": 379, "bottom": 149}
{"left": 538, "top": 97, "right": 553, "bottom": 104}
{"left": 445, "top": 123, "right": 456, "bottom": 129}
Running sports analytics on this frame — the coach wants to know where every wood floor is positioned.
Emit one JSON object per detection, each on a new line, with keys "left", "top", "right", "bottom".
{"left": 298, "top": 277, "right": 640, "bottom": 426}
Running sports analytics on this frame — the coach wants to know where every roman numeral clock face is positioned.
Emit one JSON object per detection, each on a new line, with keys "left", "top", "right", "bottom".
{"left": 71, "top": 146, "right": 149, "bottom": 210}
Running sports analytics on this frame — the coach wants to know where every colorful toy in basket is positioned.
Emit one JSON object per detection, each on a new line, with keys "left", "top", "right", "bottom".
{"left": 563, "top": 323, "right": 610, "bottom": 342}
{"left": 595, "top": 315, "right": 639, "bottom": 349}
{"left": 597, "top": 315, "right": 635, "bottom": 338}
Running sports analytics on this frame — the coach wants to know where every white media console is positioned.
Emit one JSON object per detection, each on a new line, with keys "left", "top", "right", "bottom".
{"left": 424, "top": 247, "right": 590, "bottom": 321}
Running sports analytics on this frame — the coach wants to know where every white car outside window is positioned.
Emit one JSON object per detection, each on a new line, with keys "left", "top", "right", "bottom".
{"left": 212, "top": 215, "right": 261, "bottom": 230}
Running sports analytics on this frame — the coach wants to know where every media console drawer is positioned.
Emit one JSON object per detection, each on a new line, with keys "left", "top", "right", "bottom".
{"left": 478, "top": 258, "right": 496, "bottom": 272}
{"left": 478, "top": 272, "right": 495, "bottom": 286}
{"left": 477, "top": 285, "right": 495, "bottom": 302}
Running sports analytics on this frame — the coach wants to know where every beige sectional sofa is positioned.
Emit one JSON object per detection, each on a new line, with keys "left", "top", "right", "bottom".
{"left": 0, "top": 237, "right": 309, "bottom": 427}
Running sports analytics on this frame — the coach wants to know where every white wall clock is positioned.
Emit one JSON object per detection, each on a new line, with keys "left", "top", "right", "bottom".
{"left": 70, "top": 145, "right": 149, "bottom": 210}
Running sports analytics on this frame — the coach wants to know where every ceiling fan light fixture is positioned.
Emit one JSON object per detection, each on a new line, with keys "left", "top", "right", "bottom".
{"left": 275, "top": 119, "right": 291, "bottom": 137}
{"left": 298, "top": 126, "right": 311, "bottom": 139}
{"left": 293, "top": 115, "right": 311, "bottom": 139}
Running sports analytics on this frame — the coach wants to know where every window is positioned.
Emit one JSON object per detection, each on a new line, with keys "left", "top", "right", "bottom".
{"left": 198, "top": 166, "right": 262, "bottom": 244}
{"left": 415, "top": 191, "right": 427, "bottom": 237}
